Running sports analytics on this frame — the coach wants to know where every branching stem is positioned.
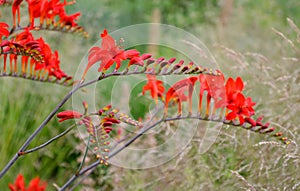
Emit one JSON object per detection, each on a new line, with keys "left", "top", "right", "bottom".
{"left": 0, "top": 68, "right": 206, "bottom": 178}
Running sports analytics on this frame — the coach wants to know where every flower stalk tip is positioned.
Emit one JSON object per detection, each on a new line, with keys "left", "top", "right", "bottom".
{"left": 57, "top": 110, "right": 83, "bottom": 122}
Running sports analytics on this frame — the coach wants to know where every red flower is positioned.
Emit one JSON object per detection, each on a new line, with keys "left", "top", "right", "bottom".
{"left": 225, "top": 76, "right": 244, "bottom": 105}
{"left": 198, "top": 71, "right": 225, "bottom": 115}
{"left": 9, "top": 174, "right": 47, "bottom": 191}
{"left": 171, "top": 88, "right": 188, "bottom": 102}
{"left": 12, "top": 0, "right": 24, "bottom": 27}
{"left": 1, "top": 28, "right": 69, "bottom": 79}
{"left": 222, "top": 76, "right": 256, "bottom": 124}
{"left": 9, "top": 174, "right": 25, "bottom": 191}
{"left": 142, "top": 74, "right": 165, "bottom": 104}
{"left": 0, "top": 22, "right": 10, "bottom": 41}
{"left": 226, "top": 93, "right": 256, "bottom": 124}
{"left": 59, "top": 12, "right": 81, "bottom": 27}
{"left": 165, "top": 76, "right": 198, "bottom": 115}
{"left": 57, "top": 110, "right": 83, "bottom": 122}
{"left": 83, "top": 29, "right": 141, "bottom": 78}
{"left": 128, "top": 53, "right": 152, "bottom": 67}
{"left": 13, "top": 0, "right": 80, "bottom": 28}
{"left": 26, "top": 0, "right": 43, "bottom": 27}
{"left": 35, "top": 37, "right": 68, "bottom": 79}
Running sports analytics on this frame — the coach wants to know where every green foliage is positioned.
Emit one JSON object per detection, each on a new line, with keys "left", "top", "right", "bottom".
{"left": 159, "top": 0, "right": 219, "bottom": 28}
{"left": 129, "top": 81, "right": 152, "bottom": 120}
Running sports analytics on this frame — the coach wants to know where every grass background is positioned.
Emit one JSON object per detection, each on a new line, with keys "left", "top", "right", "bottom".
{"left": 1, "top": 0, "right": 299, "bottom": 190}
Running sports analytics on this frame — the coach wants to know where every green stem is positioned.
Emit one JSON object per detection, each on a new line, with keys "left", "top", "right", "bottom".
{"left": 76, "top": 135, "right": 91, "bottom": 176}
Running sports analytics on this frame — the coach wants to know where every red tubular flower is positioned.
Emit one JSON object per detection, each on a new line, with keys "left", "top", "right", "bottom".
{"left": 0, "top": 22, "right": 10, "bottom": 41}
{"left": 225, "top": 76, "right": 244, "bottom": 105}
{"left": 46, "top": 0, "right": 67, "bottom": 22}
{"left": 165, "top": 76, "right": 198, "bottom": 115}
{"left": 13, "top": 0, "right": 81, "bottom": 29}
{"left": 172, "top": 88, "right": 188, "bottom": 102}
{"left": 12, "top": 0, "right": 23, "bottom": 27}
{"left": 226, "top": 93, "right": 256, "bottom": 125}
{"left": 223, "top": 76, "right": 256, "bottom": 124}
{"left": 59, "top": 12, "right": 81, "bottom": 27}
{"left": 198, "top": 71, "right": 225, "bottom": 115}
{"left": 128, "top": 53, "right": 152, "bottom": 67}
{"left": 25, "top": 0, "right": 80, "bottom": 27}
{"left": 9, "top": 174, "right": 47, "bottom": 191}
{"left": 35, "top": 38, "right": 68, "bottom": 79}
{"left": 15, "top": 28, "right": 35, "bottom": 43}
{"left": 8, "top": 174, "right": 25, "bottom": 191}
{"left": 26, "top": 177, "right": 47, "bottom": 191}
{"left": 2, "top": 28, "right": 69, "bottom": 79}
{"left": 57, "top": 110, "right": 83, "bottom": 122}
{"left": 27, "top": 0, "right": 43, "bottom": 27}
{"left": 83, "top": 29, "right": 141, "bottom": 78}
{"left": 142, "top": 74, "right": 165, "bottom": 104}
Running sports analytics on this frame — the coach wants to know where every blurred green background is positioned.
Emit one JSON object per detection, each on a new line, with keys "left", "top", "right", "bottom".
{"left": 1, "top": 0, "right": 300, "bottom": 190}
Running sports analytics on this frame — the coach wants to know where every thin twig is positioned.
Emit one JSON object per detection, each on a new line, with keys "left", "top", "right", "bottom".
{"left": 22, "top": 124, "right": 76, "bottom": 154}
{"left": 76, "top": 135, "right": 91, "bottom": 175}
{"left": 0, "top": 83, "right": 82, "bottom": 178}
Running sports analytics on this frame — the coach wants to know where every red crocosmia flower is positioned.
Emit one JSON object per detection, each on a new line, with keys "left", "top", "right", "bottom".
{"left": 83, "top": 29, "right": 141, "bottom": 78}
{"left": 142, "top": 74, "right": 165, "bottom": 104}
{"left": 6, "top": 29, "right": 69, "bottom": 79}
{"left": 9, "top": 174, "right": 25, "bottom": 191}
{"left": 165, "top": 76, "right": 198, "bottom": 115}
{"left": 226, "top": 93, "right": 256, "bottom": 125}
{"left": 27, "top": 0, "right": 43, "bottom": 27}
{"left": 9, "top": 174, "right": 47, "bottom": 191}
{"left": 198, "top": 71, "right": 226, "bottom": 115}
{"left": 128, "top": 53, "right": 152, "bottom": 67}
{"left": 35, "top": 38, "right": 67, "bottom": 79}
{"left": 57, "top": 110, "right": 83, "bottom": 122}
{"left": 45, "top": 50, "right": 66, "bottom": 79}
{"left": 172, "top": 88, "right": 188, "bottom": 102}
{"left": 15, "top": 28, "right": 35, "bottom": 43}
{"left": 0, "top": 22, "right": 10, "bottom": 41}
{"left": 26, "top": 177, "right": 47, "bottom": 191}
{"left": 223, "top": 76, "right": 256, "bottom": 124}
{"left": 225, "top": 76, "right": 244, "bottom": 105}
{"left": 18, "top": 0, "right": 80, "bottom": 28}
{"left": 12, "top": 0, "right": 24, "bottom": 27}
{"left": 59, "top": 12, "right": 81, "bottom": 27}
